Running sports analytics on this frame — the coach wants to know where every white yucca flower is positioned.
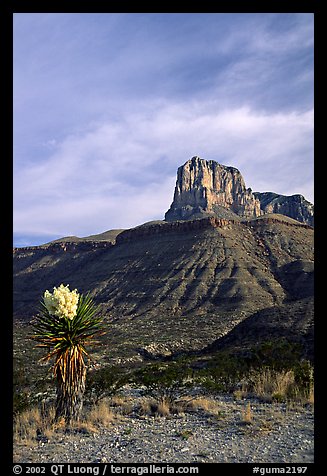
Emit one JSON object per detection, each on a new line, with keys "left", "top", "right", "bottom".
{"left": 43, "top": 284, "right": 79, "bottom": 320}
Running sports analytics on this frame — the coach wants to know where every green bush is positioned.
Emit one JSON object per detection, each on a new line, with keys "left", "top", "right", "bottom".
{"left": 132, "top": 360, "right": 193, "bottom": 403}
{"left": 13, "top": 391, "right": 30, "bottom": 415}
{"left": 293, "top": 360, "right": 314, "bottom": 394}
{"left": 185, "top": 340, "right": 313, "bottom": 398}
{"left": 84, "top": 365, "right": 130, "bottom": 404}
{"left": 194, "top": 351, "right": 249, "bottom": 393}
{"left": 245, "top": 339, "right": 302, "bottom": 370}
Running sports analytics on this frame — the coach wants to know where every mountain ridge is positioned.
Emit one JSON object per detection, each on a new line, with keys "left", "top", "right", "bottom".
{"left": 13, "top": 157, "right": 314, "bottom": 364}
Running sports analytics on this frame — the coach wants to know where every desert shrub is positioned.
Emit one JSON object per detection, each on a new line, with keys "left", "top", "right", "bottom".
{"left": 136, "top": 395, "right": 185, "bottom": 417}
{"left": 132, "top": 360, "right": 192, "bottom": 404}
{"left": 84, "top": 365, "right": 130, "bottom": 404}
{"left": 13, "top": 391, "right": 30, "bottom": 415}
{"left": 243, "top": 340, "right": 314, "bottom": 401}
{"left": 293, "top": 360, "right": 314, "bottom": 393}
{"left": 13, "top": 355, "right": 54, "bottom": 415}
{"left": 13, "top": 361, "right": 30, "bottom": 414}
{"left": 14, "top": 399, "right": 117, "bottom": 443}
{"left": 187, "top": 340, "right": 313, "bottom": 401}
{"left": 184, "top": 396, "right": 223, "bottom": 417}
{"left": 148, "top": 397, "right": 172, "bottom": 417}
{"left": 245, "top": 338, "right": 303, "bottom": 370}
{"left": 194, "top": 351, "right": 249, "bottom": 393}
{"left": 234, "top": 362, "right": 314, "bottom": 403}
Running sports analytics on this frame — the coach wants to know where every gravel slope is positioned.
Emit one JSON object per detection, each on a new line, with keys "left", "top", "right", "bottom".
{"left": 13, "top": 396, "right": 314, "bottom": 464}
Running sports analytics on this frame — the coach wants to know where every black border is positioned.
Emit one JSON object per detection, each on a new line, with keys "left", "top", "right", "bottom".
{"left": 6, "top": 1, "right": 322, "bottom": 473}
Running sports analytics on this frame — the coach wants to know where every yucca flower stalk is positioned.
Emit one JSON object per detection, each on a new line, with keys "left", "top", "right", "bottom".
{"left": 32, "top": 284, "right": 104, "bottom": 424}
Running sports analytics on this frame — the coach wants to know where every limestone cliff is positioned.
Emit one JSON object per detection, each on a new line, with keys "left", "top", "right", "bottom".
{"left": 165, "top": 156, "right": 262, "bottom": 221}
{"left": 253, "top": 192, "right": 314, "bottom": 227}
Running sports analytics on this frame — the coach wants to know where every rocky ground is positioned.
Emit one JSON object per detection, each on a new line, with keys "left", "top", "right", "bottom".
{"left": 13, "top": 394, "right": 314, "bottom": 464}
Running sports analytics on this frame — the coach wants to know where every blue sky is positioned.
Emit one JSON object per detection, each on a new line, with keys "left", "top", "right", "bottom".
{"left": 13, "top": 13, "right": 314, "bottom": 247}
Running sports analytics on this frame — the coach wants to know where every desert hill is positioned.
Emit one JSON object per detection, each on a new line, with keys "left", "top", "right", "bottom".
{"left": 13, "top": 217, "right": 313, "bottom": 362}
{"left": 13, "top": 157, "right": 314, "bottom": 363}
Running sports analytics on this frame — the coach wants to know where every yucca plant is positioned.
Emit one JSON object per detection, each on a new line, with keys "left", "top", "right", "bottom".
{"left": 32, "top": 284, "right": 104, "bottom": 424}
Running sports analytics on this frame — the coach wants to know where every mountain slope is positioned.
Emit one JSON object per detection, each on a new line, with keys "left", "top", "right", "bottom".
{"left": 204, "top": 297, "right": 314, "bottom": 361}
{"left": 13, "top": 215, "right": 314, "bottom": 361}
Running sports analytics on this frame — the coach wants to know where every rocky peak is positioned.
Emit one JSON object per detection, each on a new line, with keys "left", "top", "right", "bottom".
{"left": 165, "top": 156, "right": 262, "bottom": 221}
{"left": 253, "top": 192, "right": 314, "bottom": 227}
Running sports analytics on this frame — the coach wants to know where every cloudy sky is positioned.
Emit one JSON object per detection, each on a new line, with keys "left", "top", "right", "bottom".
{"left": 13, "top": 13, "right": 314, "bottom": 247}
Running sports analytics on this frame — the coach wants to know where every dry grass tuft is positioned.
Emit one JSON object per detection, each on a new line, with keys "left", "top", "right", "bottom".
{"left": 85, "top": 400, "right": 115, "bottom": 427}
{"left": 234, "top": 364, "right": 314, "bottom": 406}
{"left": 248, "top": 368, "right": 297, "bottom": 402}
{"left": 156, "top": 397, "right": 171, "bottom": 417}
{"left": 240, "top": 402, "right": 253, "bottom": 425}
{"left": 137, "top": 396, "right": 184, "bottom": 417}
{"left": 186, "top": 397, "right": 219, "bottom": 414}
{"left": 138, "top": 397, "right": 171, "bottom": 417}
{"left": 110, "top": 396, "right": 134, "bottom": 415}
{"left": 185, "top": 396, "right": 221, "bottom": 416}
{"left": 14, "top": 405, "right": 56, "bottom": 444}
{"left": 307, "top": 384, "right": 314, "bottom": 405}
{"left": 14, "top": 399, "right": 117, "bottom": 443}
{"left": 233, "top": 387, "right": 248, "bottom": 400}
{"left": 179, "top": 396, "right": 228, "bottom": 422}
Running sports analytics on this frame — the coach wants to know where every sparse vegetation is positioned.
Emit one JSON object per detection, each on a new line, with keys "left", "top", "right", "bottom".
{"left": 14, "top": 404, "right": 56, "bottom": 444}
{"left": 188, "top": 339, "right": 314, "bottom": 405}
{"left": 14, "top": 312, "right": 314, "bottom": 457}
{"left": 13, "top": 399, "right": 117, "bottom": 445}
{"left": 84, "top": 400, "right": 116, "bottom": 427}
{"left": 85, "top": 365, "right": 130, "bottom": 404}
{"left": 12, "top": 170, "right": 314, "bottom": 462}
{"left": 154, "top": 397, "right": 172, "bottom": 417}
{"left": 247, "top": 368, "right": 296, "bottom": 402}
{"left": 132, "top": 360, "right": 193, "bottom": 404}
{"left": 13, "top": 345, "right": 314, "bottom": 450}
{"left": 184, "top": 396, "right": 222, "bottom": 417}
{"left": 177, "top": 429, "right": 193, "bottom": 440}
{"left": 240, "top": 402, "right": 253, "bottom": 425}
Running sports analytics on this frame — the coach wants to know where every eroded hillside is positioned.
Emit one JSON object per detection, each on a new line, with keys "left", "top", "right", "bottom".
{"left": 13, "top": 215, "right": 313, "bottom": 361}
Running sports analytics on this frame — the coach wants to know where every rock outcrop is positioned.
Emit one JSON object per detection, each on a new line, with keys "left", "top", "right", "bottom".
{"left": 165, "top": 156, "right": 314, "bottom": 227}
{"left": 165, "top": 156, "right": 262, "bottom": 221}
{"left": 253, "top": 192, "right": 314, "bottom": 227}
{"left": 13, "top": 240, "right": 113, "bottom": 256}
{"left": 115, "top": 215, "right": 311, "bottom": 245}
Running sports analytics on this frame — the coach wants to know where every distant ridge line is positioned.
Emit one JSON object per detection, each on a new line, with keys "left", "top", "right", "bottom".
{"left": 13, "top": 215, "right": 313, "bottom": 255}
{"left": 13, "top": 240, "right": 114, "bottom": 255}
{"left": 116, "top": 215, "right": 312, "bottom": 244}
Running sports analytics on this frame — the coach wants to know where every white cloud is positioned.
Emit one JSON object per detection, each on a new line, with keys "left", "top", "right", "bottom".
{"left": 13, "top": 14, "right": 313, "bottom": 246}
{"left": 14, "top": 101, "right": 313, "bottom": 240}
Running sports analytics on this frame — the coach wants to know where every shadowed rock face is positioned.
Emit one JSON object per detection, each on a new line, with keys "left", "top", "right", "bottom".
{"left": 165, "top": 156, "right": 262, "bottom": 221}
{"left": 253, "top": 192, "right": 314, "bottom": 227}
